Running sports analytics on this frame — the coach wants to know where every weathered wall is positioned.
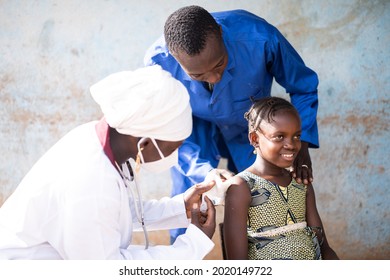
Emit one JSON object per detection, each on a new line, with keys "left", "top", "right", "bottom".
{"left": 0, "top": 0, "right": 389, "bottom": 259}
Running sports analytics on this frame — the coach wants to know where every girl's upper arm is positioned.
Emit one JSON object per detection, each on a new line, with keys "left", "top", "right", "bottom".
{"left": 223, "top": 177, "right": 252, "bottom": 259}
{"left": 305, "top": 184, "right": 323, "bottom": 228}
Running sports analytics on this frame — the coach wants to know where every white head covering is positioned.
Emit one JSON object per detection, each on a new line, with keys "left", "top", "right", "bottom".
{"left": 90, "top": 65, "right": 192, "bottom": 141}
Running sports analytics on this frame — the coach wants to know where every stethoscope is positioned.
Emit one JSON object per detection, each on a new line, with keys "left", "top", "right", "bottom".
{"left": 115, "top": 159, "right": 149, "bottom": 250}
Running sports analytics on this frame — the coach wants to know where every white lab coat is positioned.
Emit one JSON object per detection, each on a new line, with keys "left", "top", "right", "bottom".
{"left": 0, "top": 122, "right": 214, "bottom": 259}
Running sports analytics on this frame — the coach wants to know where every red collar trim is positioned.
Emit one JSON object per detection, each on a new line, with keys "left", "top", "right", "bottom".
{"left": 95, "top": 118, "right": 116, "bottom": 166}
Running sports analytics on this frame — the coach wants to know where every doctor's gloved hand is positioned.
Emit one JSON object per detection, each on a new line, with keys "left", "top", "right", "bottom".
{"left": 211, "top": 168, "right": 235, "bottom": 181}
{"left": 190, "top": 195, "right": 216, "bottom": 239}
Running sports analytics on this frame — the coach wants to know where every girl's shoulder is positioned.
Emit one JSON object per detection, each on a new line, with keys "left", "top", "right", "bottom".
{"left": 226, "top": 173, "right": 250, "bottom": 190}
{"left": 236, "top": 170, "right": 260, "bottom": 182}
{"left": 235, "top": 170, "right": 269, "bottom": 190}
{"left": 225, "top": 173, "right": 252, "bottom": 206}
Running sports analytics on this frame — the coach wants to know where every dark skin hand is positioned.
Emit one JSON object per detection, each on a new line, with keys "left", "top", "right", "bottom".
{"left": 293, "top": 141, "right": 313, "bottom": 185}
{"left": 190, "top": 195, "right": 216, "bottom": 239}
{"left": 184, "top": 181, "right": 216, "bottom": 239}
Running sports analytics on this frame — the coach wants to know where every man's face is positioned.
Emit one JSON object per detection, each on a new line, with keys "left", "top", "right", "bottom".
{"left": 172, "top": 34, "right": 228, "bottom": 85}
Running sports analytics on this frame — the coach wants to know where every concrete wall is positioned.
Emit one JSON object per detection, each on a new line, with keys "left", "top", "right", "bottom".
{"left": 0, "top": 0, "right": 389, "bottom": 259}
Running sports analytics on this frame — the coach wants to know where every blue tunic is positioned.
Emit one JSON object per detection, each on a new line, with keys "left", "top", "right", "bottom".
{"left": 144, "top": 9, "right": 319, "bottom": 198}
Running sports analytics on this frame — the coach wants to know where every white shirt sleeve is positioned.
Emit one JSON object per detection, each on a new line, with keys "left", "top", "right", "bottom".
{"left": 131, "top": 194, "right": 190, "bottom": 231}
{"left": 50, "top": 184, "right": 213, "bottom": 260}
{"left": 121, "top": 224, "right": 214, "bottom": 259}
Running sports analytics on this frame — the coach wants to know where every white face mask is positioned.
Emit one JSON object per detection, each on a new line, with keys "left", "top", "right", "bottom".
{"left": 136, "top": 137, "right": 178, "bottom": 174}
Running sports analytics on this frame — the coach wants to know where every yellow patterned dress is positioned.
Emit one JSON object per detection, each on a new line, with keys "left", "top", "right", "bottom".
{"left": 238, "top": 171, "right": 321, "bottom": 260}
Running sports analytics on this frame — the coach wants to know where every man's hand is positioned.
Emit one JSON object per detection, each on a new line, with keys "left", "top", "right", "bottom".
{"left": 292, "top": 141, "right": 313, "bottom": 185}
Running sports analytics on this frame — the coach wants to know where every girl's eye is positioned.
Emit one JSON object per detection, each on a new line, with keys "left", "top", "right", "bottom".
{"left": 294, "top": 135, "right": 301, "bottom": 140}
{"left": 271, "top": 135, "right": 284, "bottom": 141}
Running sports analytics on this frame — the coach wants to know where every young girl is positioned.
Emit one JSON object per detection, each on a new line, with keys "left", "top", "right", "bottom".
{"left": 223, "top": 97, "right": 338, "bottom": 260}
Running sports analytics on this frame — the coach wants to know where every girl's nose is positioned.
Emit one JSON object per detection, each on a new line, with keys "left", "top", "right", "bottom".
{"left": 283, "top": 139, "right": 295, "bottom": 149}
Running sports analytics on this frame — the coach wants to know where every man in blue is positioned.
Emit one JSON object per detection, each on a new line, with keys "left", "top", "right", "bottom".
{"left": 144, "top": 5, "right": 319, "bottom": 242}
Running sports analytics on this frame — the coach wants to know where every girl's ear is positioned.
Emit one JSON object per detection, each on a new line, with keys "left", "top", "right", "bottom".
{"left": 248, "top": 131, "right": 259, "bottom": 146}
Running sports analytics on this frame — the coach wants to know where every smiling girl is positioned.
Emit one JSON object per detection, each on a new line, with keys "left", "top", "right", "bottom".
{"left": 223, "top": 97, "right": 338, "bottom": 260}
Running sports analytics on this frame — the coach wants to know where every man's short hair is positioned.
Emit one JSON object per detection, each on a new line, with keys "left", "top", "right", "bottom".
{"left": 164, "top": 5, "right": 220, "bottom": 55}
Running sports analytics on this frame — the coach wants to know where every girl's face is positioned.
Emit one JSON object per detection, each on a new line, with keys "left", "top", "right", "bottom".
{"left": 255, "top": 110, "right": 302, "bottom": 168}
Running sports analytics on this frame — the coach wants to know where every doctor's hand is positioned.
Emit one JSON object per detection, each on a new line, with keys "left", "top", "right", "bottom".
{"left": 184, "top": 181, "right": 216, "bottom": 238}
{"left": 210, "top": 168, "right": 235, "bottom": 181}
{"left": 190, "top": 195, "right": 216, "bottom": 239}
{"left": 183, "top": 180, "right": 215, "bottom": 217}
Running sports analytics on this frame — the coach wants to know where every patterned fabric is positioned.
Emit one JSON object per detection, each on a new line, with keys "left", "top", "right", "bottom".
{"left": 238, "top": 171, "right": 322, "bottom": 260}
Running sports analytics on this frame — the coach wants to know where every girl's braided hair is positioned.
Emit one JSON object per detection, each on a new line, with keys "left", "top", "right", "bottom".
{"left": 244, "top": 96, "right": 299, "bottom": 132}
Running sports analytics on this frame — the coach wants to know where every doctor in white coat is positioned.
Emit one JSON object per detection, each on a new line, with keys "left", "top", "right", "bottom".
{"left": 0, "top": 65, "right": 216, "bottom": 259}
